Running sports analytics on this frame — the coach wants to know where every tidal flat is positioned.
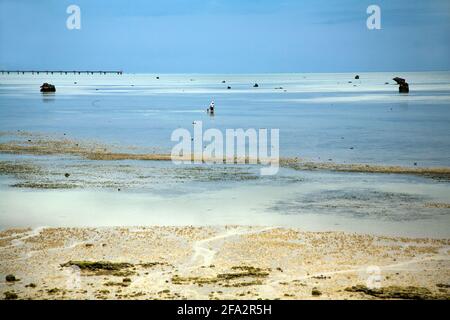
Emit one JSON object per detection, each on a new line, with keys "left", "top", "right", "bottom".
{"left": 0, "top": 226, "right": 449, "bottom": 300}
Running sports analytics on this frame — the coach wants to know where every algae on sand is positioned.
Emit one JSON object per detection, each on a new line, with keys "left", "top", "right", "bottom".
{"left": 61, "top": 261, "right": 135, "bottom": 276}
{"left": 345, "top": 285, "right": 449, "bottom": 300}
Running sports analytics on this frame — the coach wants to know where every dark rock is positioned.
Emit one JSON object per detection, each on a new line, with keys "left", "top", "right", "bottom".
{"left": 393, "top": 77, "right": 409, "bottom": 93}
{"left": 156, "top": 76, "right": 160, "bottom": 79}
{"left": 222, "top": 80, "right": 226, "bottom": 83}
{"left": 6, "top": 274, "right": 18, "bottom": 282}
{"left": 4, "top": 291, "right": 18, "bottom": 300}
{"left": 253, "top": 83, "right": 259, "bottom": 88}
{"left": 40, "top": 83, "right": 56, "bottom": 93}
{"left": 393, "top": 77, "right": 406, "bottom": 85}
{"left": 399, "top": 82, "right": 409, "bottom": 93}
{"left": 64, "top": 173, "right": 70, "bottom": 178}
{"left": 227, "top": 86, "right": 231, "bottom": 89}
{"left": 312, "top": 287, "right": 322, "bottom": 296}
{"left": 355, "top": 75, "right": 360, "bottom": 79}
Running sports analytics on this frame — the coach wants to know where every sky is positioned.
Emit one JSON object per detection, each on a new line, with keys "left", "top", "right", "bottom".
{"left": 0, "top": 0, "right": 449, "bottom": 73}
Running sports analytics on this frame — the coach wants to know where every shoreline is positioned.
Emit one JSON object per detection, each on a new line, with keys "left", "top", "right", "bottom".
{"left": 1, "top": 226, "right": 449, "bottom": 300}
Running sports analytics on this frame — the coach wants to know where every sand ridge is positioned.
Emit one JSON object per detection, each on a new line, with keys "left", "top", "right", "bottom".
{"left": 1, "top": 132, "right": 450, "bottom": 178}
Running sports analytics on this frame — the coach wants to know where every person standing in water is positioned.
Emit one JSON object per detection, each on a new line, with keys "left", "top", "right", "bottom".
{"left": 207, "top": 100, "right": 215, "bottom": 114}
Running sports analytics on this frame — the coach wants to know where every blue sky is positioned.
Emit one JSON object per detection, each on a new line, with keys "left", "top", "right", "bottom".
{"left": 0, "top": 0, "right": 449, "bottom": 73}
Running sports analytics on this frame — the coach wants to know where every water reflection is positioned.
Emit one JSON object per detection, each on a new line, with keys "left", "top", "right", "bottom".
{"left": 41, "top": 92, "right": 55, "bottom": 103}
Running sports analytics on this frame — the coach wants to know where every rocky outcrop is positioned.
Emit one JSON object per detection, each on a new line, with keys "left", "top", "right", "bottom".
{"left": 399, "top": 83, "right": 409, "bottom": 93}
{"left": 40, "top": 83, "right": 56, "bottom": 93}
{"left": 393, "top": 77, "right": 409, "bottom": 93}
{"left": 355, "top": 75, "right": 360, "bottom": 79}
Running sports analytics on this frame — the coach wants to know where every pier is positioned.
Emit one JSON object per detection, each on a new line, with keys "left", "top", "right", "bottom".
{"left": 0, "top": 70, "right": 123, "bottom": 75}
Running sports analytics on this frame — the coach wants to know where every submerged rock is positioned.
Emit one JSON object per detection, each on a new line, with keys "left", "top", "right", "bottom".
{"left": 253, "top": 83, "right": 259, "bottom": 88}
{"left": 355, "top": 75, "right": 360, "bottom": 79}
{"left": 40, "top": 83, "right": 56, "bottom": 93}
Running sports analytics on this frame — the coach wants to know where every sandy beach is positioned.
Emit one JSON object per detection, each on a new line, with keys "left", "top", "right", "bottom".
{"left": 1, "top": 226, "right": 449, "bottom": 300}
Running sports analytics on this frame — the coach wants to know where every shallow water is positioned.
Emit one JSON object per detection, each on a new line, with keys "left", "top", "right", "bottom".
{"left": 0, "top": 72, "right": 449, "bottom": 237}
{"left": 1, "top": 72, "right": 450, "bottom": 166}
{"left": 0, "top": 168, "right": 449, "bottom": 238}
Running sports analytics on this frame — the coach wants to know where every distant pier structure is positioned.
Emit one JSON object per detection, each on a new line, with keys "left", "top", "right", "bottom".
{"left": 0, "top": 70, "right": 123, "bottom": 75}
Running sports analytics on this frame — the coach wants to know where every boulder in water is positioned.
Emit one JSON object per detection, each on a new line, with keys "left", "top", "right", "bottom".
{"left": 355, "top": 75, "right": 360, "bottom": 79}
{"left": 40, "top": 83, "right": 56, "bottom": 93}
{"left": 399, "top": 82, "right": 409, "bottom": 93}
{"left": 392, "top": 77, "right": 406, "bottom": 85}
{"left": 393, "top": 77, "right": 409, "bottom": 93}
{"left": 253, "top": 83, "right": 259, "bottom": 88}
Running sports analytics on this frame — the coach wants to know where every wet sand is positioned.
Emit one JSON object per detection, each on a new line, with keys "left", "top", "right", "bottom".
{"left": 0, "top": 226, "right": 449, "bottom": 300}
